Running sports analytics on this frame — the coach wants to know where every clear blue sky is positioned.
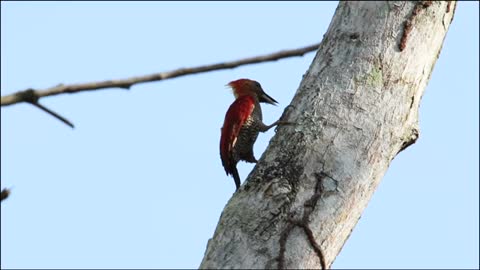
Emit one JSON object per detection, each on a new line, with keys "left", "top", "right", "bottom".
{"left": 1, "top": 2, "right": 478, "bottom": 269}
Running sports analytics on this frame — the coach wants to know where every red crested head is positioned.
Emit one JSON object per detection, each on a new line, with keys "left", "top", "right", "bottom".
{"left": 227, "top": 78, "right": 278, "bottom": 105}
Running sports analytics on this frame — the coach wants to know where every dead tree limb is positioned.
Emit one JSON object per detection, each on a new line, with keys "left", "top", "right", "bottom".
{"left": 200, "top": 1, "right": 456, "bottom": 269}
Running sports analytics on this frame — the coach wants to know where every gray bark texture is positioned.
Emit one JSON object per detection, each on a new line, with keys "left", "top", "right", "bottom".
{"left": 200, "top": 1, "right": 456, "bottom": 269}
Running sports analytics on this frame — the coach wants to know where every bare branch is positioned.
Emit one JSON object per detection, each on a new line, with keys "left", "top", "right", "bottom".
{"left": 1, "top": 43, "right": 320, "bottom": 107}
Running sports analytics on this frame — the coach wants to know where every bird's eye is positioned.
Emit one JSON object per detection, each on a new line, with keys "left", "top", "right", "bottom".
{"left": 254, "top": 81, "right": 261, "bottom": 88}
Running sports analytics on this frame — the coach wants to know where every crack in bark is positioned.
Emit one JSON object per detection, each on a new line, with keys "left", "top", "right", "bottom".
{"left": 276, "top": 172, "right": 332, "bottom": 269}
{"left": 399, "top": 1, "right": 433, "bottom": 51}
{"left": 443, "top": 2, "right": 454, "bottom": 30}
{"left": 295, "top": 221, "right": 326, "bottom": 269}
{"left": 277, "top": 221, "right": 295, "bottom": 270}
{"left": 446, "top": 1, "right": 452, "bottom": 13}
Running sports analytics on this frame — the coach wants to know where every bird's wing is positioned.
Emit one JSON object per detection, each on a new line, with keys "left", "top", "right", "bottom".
{"left": 220, "top": 95, "right": 255, "bottom": 175}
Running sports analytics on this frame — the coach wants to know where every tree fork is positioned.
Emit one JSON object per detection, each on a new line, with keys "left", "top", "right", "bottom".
{"left": 200, "top": 1, "right": 456, "bottom": 269}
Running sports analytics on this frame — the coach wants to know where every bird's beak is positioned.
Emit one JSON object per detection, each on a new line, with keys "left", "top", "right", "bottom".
{"left": 259, "top": 90, "right": 278, "bottom": 105}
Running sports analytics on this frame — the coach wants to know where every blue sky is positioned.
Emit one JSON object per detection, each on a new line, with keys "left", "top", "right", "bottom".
{"left": 1, "top": 2, "right": 478, "bottom": 269}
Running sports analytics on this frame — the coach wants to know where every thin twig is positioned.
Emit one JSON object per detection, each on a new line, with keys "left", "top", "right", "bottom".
{"left": 30, "top": 102, "right": 75, "bottom": 128}
{"left": 1, "top": 43, "right": 320, "bottom": 107}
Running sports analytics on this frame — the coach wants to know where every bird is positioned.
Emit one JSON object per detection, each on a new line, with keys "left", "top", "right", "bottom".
{"left": 220, "top": 78, "right": 282, "bottom": 191}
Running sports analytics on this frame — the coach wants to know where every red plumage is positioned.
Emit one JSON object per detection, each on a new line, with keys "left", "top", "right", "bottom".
{"left": 220, "top": 95, "right": 255, "bottom": 178}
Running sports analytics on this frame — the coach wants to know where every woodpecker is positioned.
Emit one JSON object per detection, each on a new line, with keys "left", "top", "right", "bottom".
{"left": 220, "top": 78, "right": 281, "bottom": 191}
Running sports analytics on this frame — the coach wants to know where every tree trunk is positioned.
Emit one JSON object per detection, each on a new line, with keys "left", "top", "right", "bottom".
{"left": 200, "top": 1, "right": 456, "bottom": 269}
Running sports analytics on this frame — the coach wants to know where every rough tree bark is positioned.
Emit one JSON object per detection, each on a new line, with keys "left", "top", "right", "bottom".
{"left": 200, "top": 1, "right": 456, "bottom": 269}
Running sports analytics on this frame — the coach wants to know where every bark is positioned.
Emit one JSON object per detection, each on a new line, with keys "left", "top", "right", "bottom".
{"left": 200, "top": 1, "right": 456, "bottom": 269}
